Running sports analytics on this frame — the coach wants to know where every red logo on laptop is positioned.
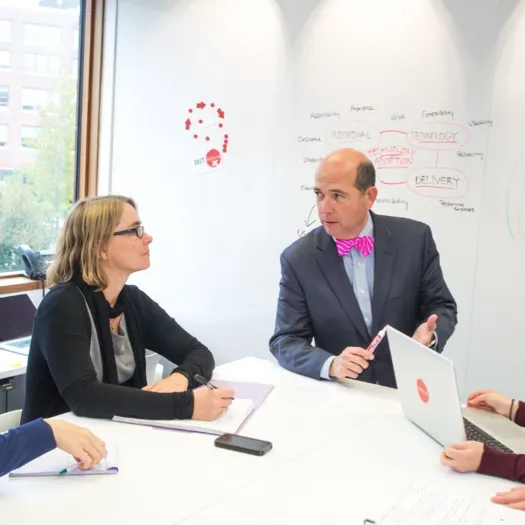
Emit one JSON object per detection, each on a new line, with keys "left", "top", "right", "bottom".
{"left": 417, "top": 379, "right": 429, "bottom": 403}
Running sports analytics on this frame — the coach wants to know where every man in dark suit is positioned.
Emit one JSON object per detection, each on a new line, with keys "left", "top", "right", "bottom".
{"left": 269, "top": 148, "right": 457, "bottom": 387}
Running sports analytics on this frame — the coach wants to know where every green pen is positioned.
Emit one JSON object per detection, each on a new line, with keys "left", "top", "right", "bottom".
{"left": 58, "top": 465, "right": 78, "bottom": 475}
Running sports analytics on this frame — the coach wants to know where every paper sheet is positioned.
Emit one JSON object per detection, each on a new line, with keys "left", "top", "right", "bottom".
{"left": 114, "top": 398, "right": 254, "bottom": 435}
{"left": 10, "top": 443, "right": 118, "bottom": 477}
{"left": 377, "top": 484, "right": 517, "bottom": 525}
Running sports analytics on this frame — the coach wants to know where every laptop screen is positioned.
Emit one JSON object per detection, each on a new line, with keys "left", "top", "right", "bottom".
{"left": 0, "top": 294, "right": 36, "bottom": 342}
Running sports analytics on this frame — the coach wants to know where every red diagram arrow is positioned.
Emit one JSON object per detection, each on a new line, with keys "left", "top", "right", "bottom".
{"left": 196, "top": 101, "right": 206, "bottom": 109}
{"left": 217, "top": 108, "right": 225, "bottom": 119}
{"left": 185, "top": 118, "right": 191, "bottom": 130}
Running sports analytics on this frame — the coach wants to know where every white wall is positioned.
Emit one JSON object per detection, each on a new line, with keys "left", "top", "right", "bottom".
{"left": 101, "top": 0, "right": 525, "bottom": 399}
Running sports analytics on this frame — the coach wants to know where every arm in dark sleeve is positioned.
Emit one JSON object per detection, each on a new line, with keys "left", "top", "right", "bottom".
{"left": 419, "top": 226, "right": 458, "bottom": 351}
{"left": 139, "top": 290, "right": 215, "bottom": 382}
{"left": 0, "top": 419, "right": 56, "bottom": 477}
{"left": 269, "top": 253, "right": 333, "bottom": 379}
{"left": 38, "top": 297, "right": 194, "bottom": 420}
{"left": 478, "top": 445, "right": 525, "bottom": 483}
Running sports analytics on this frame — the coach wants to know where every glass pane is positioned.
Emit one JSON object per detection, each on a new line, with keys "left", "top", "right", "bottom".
{"left": 21, "top": 125, "right": 42, "bottom": 148}
{"left": 24, "top": 23, "right": 62, "bottom": 47}
{"left": 0, "top": 124, "right": 8, "bottom": 146}
{"left": 36, "top": 54, "right": 47, "bottom": 74}
{"left": 0, "top": 50, "right": 10, "bottom": 69}
{"left": 0, "top": 1, "right": 82, "bottom": 273}
{"left": 71, "top": 57, "right": 78, "bottom": 77}
{"left": 22, "top": 88, "right": 51, "bottom": 110}
{"left": 0, "top": 85, "right": 9, "bottom": 107}
{"left": 0, "top": 20, "right": 10, "bottom": 42}
{"left": 49, "top": 56, "right": 61, "bottom": 75}
{"left": 22, "top": 53, "right": 36, "bottom": 72}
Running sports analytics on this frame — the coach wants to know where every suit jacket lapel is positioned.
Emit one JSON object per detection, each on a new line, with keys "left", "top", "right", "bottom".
{"left": 315, "top": 228, "right": 369, "bottom": 343}
{"left": 371, "top": 212, "right": 396, "bottom": 335}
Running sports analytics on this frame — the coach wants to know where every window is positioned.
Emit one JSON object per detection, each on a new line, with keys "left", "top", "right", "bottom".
{"left": 49, "top": 56, "right": 61, "bottom": 75}
{"left": 0, "top": 124, "right": 8, "bottom": 147}
{"left": 22, "top": 88, "right": 50, "bottom": 111}
{"left": 22, "top": 53, "right": 34, "bottom": 72}
{"left": 71, "top": 57, "right": 78, "bottom": 77}
{"left": 0, "top": 168, "right": 13, "bottom": 181}
{"left": 0, "top": 1, "right": 84, "bottom": 275}
{"left": 0, "top": 20, "right": 10, "bottom": 42}
{"left": 73, "top": 28, "right": 79, "bottom": 51}
{"left": 21, "top": 126, "right": 42, "bottom": 149}
{"left": 23, "top": 53, "right": 61, "bottom": 75}
{"left": 0, "top": 85, "right": 9, "bottom": 107}
{"left": 0, "top": 50, "right": 10, "bottom": 69}
{"left": 24, "top": 23, "right": 62, "bottom": 47}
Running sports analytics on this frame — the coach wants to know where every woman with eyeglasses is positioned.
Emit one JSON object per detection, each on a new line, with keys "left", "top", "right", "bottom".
{"left": 22, "top": 195, "right": 233, "bottom": 424}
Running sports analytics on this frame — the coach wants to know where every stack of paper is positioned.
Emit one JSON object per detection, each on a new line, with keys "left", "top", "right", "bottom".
{"left": 374, "top": 484, "right": 520, "bottom": 525}
{"left": 113, "top": 398, "right": 254, "bottom": 435}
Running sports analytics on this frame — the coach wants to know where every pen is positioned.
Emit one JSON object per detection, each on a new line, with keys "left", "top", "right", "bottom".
{"left": 58, "top": 464, "right": 79, "bottom": 475}
{"left": 193, "top": 374, "right": 235, "bottom": 400}
{"left": 344, "top": 328, "right": 387, "bottom": 380}
{"left": 367, "top": 327, "right": 386, "bottom": 354}
{"left": 194, "top": 374, "right": 218, "bottom": 389}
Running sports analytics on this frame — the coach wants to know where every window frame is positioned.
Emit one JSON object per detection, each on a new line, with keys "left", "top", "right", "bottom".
{"left": 0, "top": 0, "right": 104, "bottom": 294}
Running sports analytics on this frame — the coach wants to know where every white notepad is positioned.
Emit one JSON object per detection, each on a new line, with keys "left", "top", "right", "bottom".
{"left": 9, "top": 443, "right": 118, "bottom": 478}
{"left": 113, "top": 398, "right": 254, "bottom": 435}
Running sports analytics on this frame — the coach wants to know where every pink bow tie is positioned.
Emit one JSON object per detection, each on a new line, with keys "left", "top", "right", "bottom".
{"left": 335, "top": 236, "right": 374, "bottom": 257}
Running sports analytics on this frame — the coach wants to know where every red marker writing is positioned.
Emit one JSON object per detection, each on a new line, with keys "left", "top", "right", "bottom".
{"left": 367, "top": 327, "right": 387, "bottom": 354}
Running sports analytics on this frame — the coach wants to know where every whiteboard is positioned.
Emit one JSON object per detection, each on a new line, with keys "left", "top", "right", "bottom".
{"left": 106, "top": 0, "right": 525, "bottom": 399}
{"left": 466, "top": 0, "right": 525, "bottom": 400}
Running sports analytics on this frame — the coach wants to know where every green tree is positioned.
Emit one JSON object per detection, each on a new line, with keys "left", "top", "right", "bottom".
{"left": 0, "top": 77, "right": 76, "bottom": 272}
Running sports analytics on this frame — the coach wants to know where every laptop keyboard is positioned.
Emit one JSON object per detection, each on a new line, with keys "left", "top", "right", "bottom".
{"left": 463, "top": 418, "right": 513, "bottom": 453}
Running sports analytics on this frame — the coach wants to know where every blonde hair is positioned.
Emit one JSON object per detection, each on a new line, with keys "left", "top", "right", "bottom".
{"left": 47, "top": 195, "right": 136, "bottom": 290}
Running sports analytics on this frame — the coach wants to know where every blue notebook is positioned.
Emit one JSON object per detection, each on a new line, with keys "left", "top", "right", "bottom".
{"left": 9, "top": 444, "right": 118, "bottom": 477}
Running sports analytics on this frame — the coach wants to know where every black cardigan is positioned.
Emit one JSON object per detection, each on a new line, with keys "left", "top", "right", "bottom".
{"left": 21, "top": 282, "right": 215, "bottom": 424}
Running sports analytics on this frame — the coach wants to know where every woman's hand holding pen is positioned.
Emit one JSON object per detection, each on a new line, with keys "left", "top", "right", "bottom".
{"left": 192, "top": 386, "right": 235, "bottom": 421}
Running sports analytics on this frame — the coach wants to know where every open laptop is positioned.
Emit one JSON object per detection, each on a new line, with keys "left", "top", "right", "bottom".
{"left": 386, "top": 325, "right": 525, "bottom": 453}
{"left": 0, "top": 294, "right": 36, "bottom": 356}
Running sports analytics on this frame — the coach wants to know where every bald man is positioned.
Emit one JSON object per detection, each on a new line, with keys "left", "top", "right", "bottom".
{"left": 269, "top": 148, "right": 457, "bottom": 387}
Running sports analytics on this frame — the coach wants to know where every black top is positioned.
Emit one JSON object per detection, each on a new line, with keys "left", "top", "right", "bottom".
{"left": 21, "top": 282, "right": 215, "bottom": 424}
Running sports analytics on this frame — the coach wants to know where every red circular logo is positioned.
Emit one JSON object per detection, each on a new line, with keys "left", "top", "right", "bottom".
{"left": 417, "top": 379, "right": 429, "bottom": 403}
{"left": 206, "top": 149, "right": 222, "bottom": 168}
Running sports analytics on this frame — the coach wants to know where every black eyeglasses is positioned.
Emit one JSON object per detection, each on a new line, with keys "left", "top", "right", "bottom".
{"left": 113, "top": 225, "right": 145, "bottom": 238}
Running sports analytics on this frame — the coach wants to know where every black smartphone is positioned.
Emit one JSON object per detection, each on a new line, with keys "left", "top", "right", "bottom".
{"left": 214, "top": 433, "right": 272, "bottom": 456}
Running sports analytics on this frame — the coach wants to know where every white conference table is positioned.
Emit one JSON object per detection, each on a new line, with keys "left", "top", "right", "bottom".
{"left": 0, "top": 349, "right": 27, "bottom": 381}
{"left": 1, "top": 356, "right": 523, "bottom": 524}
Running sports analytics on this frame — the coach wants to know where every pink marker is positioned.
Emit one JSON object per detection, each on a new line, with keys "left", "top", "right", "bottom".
{"left": 367, "top": 327, "right": 387, "bottom": 354}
